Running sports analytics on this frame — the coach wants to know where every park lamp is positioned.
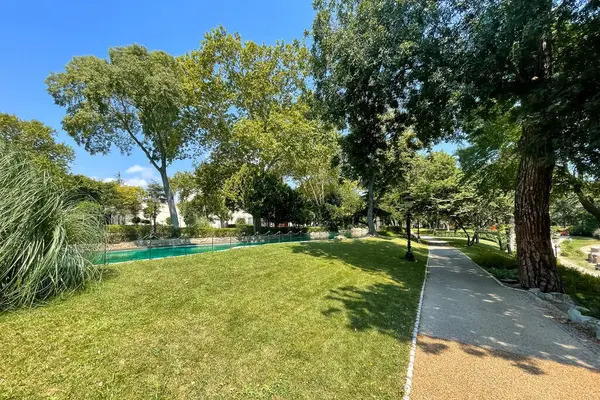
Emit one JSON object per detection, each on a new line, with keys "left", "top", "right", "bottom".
{"left": 403, "top": 194, "right": 416, "bottom": 262}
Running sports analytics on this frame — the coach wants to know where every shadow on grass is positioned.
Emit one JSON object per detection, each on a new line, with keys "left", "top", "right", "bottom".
{"left": 292, "top": 239, "right": 426, "bottom": 341}
{"left": 291, "top": 239, "right": 426, "bottom": 284}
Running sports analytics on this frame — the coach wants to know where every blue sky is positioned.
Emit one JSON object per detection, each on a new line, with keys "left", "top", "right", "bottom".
{"left": 0, "top": 0, "right": 455, "bottom": 186}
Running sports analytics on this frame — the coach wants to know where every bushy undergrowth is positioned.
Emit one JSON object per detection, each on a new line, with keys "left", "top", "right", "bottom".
{"left": 0, "top": 148, "right": 104, "bottom": 310}
{"left": 558, "top": 265, "right": 600, "bottom": 317}
{"left": 470, "top": 252, "right": 519, "bottom": 270}
{"left": 432, "top": 230, "right": 499, "bottom": 242}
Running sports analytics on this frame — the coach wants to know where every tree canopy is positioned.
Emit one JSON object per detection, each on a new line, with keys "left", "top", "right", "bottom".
{"left": 0, "top": 113, "right": 74, "bottom": 175}
{"left": 46, "top": 44, "right": 203, "bottom": 230}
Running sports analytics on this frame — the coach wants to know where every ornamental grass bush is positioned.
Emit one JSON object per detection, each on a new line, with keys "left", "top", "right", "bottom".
{"left": 0, "top": 147, "right": 104, "bottom": 310}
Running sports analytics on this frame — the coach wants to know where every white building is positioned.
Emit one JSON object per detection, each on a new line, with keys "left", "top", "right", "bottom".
{"left": 136, "top": 202, "right": 253, "bottom": 229}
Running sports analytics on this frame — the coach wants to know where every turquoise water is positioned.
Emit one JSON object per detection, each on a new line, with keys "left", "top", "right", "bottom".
{"left": 97, "top": 233, "right": 337, "bottom": 265}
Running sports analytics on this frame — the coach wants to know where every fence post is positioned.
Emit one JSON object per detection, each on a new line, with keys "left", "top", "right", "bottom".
{"left": 212, "top": 236, "right": 214, "bottom": 252}
{"left": 104, "top": 234, "right": 107, "bottom": 265}
{"left": 230, "top": 236, "right": 232, "bottom": 249}
{"left": 149, "top": 240, "right": 152, "bottom": 260}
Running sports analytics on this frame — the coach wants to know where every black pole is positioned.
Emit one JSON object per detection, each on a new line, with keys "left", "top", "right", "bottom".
{"left": 405, "top": 212, "right": 415, "bottom": 261}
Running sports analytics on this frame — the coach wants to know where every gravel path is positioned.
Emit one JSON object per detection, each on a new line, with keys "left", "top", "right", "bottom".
{"left": 410, "top": 241, "right": 600, "bottom": 399}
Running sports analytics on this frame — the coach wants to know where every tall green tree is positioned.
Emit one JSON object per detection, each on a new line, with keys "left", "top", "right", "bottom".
{"left": 437, "top": 0, "right": 600, "bottom": 291}
{"left": 312, "top": 0, "right": 435, "bottom": 234}
{"left": 46, "top": 45, "right": 202, "bottom": 230}
{"left": 182, "top": 27, "right": 337, "bottom": 226}
{"left": 144, "top": 182, "right": 167, "bottom": 234}
{"left": 0, "top": 113, "right": 74, "bottom": 175}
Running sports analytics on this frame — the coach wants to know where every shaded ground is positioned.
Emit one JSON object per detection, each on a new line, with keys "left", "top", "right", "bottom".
{"left": 0, "top": 238, "right": 425, "bottom": 399}
{"left": 411, "top": 242, "right": 600, "bottom": 400}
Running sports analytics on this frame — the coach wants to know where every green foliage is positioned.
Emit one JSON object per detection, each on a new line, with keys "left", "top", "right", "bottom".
{"left": 184, "top": 227, "right": 239, "bottom": 238}
{"left": 558, "top": 265, "right": 600, "bottom": 318}
{"left": 225, "top": 166, "right": 307, "bottom": 226}
{"left": 234, "top": 218, "right": 247, "bottom": 229}
{"left": 62, "top": 175, "right": 145, "bottom": 224}
{"left": 568, "top": 219, "right": 599, "bottom": 237}
{"left": 107, "top": 225, "right": 153, "bottom": 243}
{"left": 143, "top": 181, "right": 167, "bottom": 229}
{"left": 47, "top": 44, "right": 199, "bottom": 229}
{"left": 182, "top": 27, "right": 336, "bottom": 179}
{"left": 0, "top": 113, "right": 74, "bottom": 176}
{"left": 106, "top": 225, "right": 243, "bottom": 241}
{"left": 0, "top": 146, "right": 103, "bottom": 310}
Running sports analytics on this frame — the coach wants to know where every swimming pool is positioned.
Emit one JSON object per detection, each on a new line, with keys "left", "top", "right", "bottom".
{"left": 96, "top": 232, "right": 339, "bottom": 265}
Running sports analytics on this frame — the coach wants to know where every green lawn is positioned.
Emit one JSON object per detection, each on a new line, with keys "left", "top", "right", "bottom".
{"left": 559, "top": 237, "right": 600, "bottom": 272}
{"left": 441, "top": 238, "right": 600, "bottom": 318}
{"left": 0, "top": 238, "right": 426, "bottom": 399}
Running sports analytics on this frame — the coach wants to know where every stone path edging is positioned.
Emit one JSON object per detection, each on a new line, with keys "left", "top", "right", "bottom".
{"left": 402, "top": 245, "right": 430, "bottom": 400}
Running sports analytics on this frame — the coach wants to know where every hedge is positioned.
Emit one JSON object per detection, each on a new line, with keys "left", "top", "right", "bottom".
{"left": 106, "top": 225, "right": 330, "bottom": 243}
{"left": 430, "top": 230, "right": 499, "bottom": 242}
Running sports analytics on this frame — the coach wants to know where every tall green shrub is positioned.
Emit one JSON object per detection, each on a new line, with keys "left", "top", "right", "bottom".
{"left": 0, "top": 147, "right": 104, "bottom": 309}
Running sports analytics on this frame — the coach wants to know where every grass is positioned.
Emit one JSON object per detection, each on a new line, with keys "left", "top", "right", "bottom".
{"left": 442, "top": 238, "right": 600, "bottom": 318}
{"left": 0, "top": 238, "right": 426, "bottom": 399}
{"left": 559, "top": 237, "right": 600, "bottom": 272}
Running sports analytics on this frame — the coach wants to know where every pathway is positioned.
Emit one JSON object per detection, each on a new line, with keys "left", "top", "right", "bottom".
{"left": 556, "top": 236, "right": 600, "bottom": 277}
{"left": 410, "top": 240, "right": 600, "bottom": 400}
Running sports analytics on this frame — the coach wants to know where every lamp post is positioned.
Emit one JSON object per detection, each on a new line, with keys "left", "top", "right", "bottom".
{"left": 403, "top": 194, "right": 415, "bottom": 262}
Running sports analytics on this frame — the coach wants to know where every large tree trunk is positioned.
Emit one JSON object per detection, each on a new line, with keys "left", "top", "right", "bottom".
{"left": 514, "top": 132, "right": 563, "bottom": 292}
{"left": 159, "top": 169, "right": 179, "bottom": 230}
{"left": 366, "top": 176, "right": 376, "bottom": 235}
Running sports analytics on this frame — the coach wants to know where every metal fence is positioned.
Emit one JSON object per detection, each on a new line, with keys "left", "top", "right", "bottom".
{"left": 97, "top": 229, "right": 368, "bottom": 265}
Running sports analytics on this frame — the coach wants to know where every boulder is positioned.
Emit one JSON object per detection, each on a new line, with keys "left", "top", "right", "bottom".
{"left": 575, "top": 305, "right": 591, "bottom": 314}
{"left": 548, "top": 292, "right": 575, "bottom": 305}
{"left": 568, "top": 307, "right": 594, "bottom": 324}
{"left": 597, "top": 322, "right": 600, "bottom": 340}
{"left": 568, "top": 308, "right": 582, "bottom": 323}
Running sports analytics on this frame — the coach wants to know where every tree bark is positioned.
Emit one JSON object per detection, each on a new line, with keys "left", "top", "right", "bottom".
{"left": 514, "top": 134, "right": 562, "bottom": 292}
{"left": 367, "top": 175, "right": 376, "bottom": 235}
{"left": 159, "top": 168, "right": 179, "bottom": 230}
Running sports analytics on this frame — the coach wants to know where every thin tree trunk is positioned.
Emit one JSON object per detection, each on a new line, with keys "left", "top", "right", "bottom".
{"left": 159, "top": 168, "right": 179, "bottom": 230}
{"left": 507, "top": 215, "right": 515, "bottom": 255}
{"left": 367, "top": 176, "right": 376, "bottom": 235}
{"left": 574, "top": 187, "right": 600, "bottom": 224}
{"left": 253, "top": 213, "right": 261, "bottom": 232}
{"left": 515, "top": 129, "right": 563, "bottom": 292}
